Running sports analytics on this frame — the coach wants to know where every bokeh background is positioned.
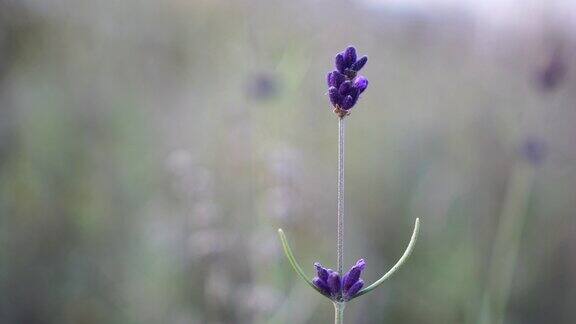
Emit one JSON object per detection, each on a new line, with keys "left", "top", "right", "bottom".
{"left": 1, "top": 0, "right": 575, "bottom": 323}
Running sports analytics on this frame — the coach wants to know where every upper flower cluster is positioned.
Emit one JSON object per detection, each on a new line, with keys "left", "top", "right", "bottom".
{"left": 313, "top": 259, "right": 366, "bottom": 302}
{"left": 327, "top": 46, "right": 369, "bottom": 117}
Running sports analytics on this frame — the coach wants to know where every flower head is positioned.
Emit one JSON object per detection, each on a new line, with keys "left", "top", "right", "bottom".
{"left": 313, "top": 259, "right": 367, "bottom": 302}
{"left": 327, "top": 46, "right": 369, "bottom": 117}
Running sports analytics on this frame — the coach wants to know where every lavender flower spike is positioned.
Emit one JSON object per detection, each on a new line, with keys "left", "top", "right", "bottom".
{"left": 311, "top": 259, "right": 367, "bottom": 302}
{"left": 327, "top": 46, "right": 369, "bottom": 117}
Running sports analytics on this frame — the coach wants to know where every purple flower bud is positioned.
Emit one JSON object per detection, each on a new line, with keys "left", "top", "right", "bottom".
{"left": 328, "top": 71, "right": 346, "bottom": 88}
{"left": 351, "top": 56, "right": 368, "bottom": 72}
{"left": 344, "top": 279, "right": 364, "bottom": 301}
{"left": 314, "top": 262, "right": 329, "bottom": 282}
{"left": 536, "top": 47, "right": 566, "bottom": 92}
{"left": 343, "top": 259, "right": 366, "bottom": 290}
{"left": 355, "top": 258, "right": 367, "bottom": 270}
{"left": 338, "top": 80, "right": 353, "bottom": 96}
{"left": 335, "top": 53, "right": 346, "bottom": 73}
{"left": 327, "top": 272, "right": 341, "bottom": 297}
{"left": 342, "top": 95, "right": 355, "bottom": 110}
{"left": 311, "top": 260, "right": 366, "bottom": 301}
{"left": 344, "top": 46, "right": 357, "bottom": 67}
{"left": 328, "top": 86, "right": 342, "bottom": 107}
{"left": 350, "top": 86, "right": 360, "bottom": 99}
{"left": 354, "top": 76, "right": 369, "bottom": 94}
{"left": 313, "top": 277, "right": 332, "bottom": 297}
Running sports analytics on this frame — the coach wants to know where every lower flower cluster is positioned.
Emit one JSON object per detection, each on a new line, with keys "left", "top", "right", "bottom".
{"left": 327, "top": 75, "right": 368, "bottom": 112}
{"left": 313, "top": 259, "right": 366, "bottom": 302}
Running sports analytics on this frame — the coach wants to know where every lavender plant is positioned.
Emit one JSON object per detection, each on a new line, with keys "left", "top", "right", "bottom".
{"left": 277, "top": 46, "right": 421, "bottom": 323}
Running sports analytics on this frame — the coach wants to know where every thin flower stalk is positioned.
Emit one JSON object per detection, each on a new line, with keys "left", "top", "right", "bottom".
{"left": 337, "top": 116, "right": 345, "bottom": 277}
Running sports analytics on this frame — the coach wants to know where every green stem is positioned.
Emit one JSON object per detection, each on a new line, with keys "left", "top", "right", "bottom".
{"left": 337, "top": 116, "right": 345, "bottom": 276}
{"left": 334, "top": 302, "right": 345, "bottom": 324}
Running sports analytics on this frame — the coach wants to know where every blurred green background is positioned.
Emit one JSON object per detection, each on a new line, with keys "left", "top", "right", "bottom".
{"left": 1, "top": 0, "right": 575, "bottom": 323}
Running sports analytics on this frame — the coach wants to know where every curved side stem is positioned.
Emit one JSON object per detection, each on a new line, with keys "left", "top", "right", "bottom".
{"left": 277, "top": 229, "right": 325, "bottom": 296}
{"left": 354, "top": 218, "right": 420, "bottom": 298}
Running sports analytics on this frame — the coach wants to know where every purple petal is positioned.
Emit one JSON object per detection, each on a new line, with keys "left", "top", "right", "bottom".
{"left": 338, "top": 80, "right": 353, "bottom": 96}
{"left": 354, "top": 76, "right": 369, "bottom": 94}
{"left": 335, "top": 53, "right": 346, "bottom": 73}
{"left": 349, "top": 87, "right": 360, "bottom": 101}
{"left": 313, "top": 277, "right": 332, "bottom": 297}
{"left": 343, "top": 259, "right": 366, "bottom": 290}
{"left": 328, "top": 86, "right": 341, "bottom": 107}
{"left": 344, "top": 279, "right": 364, "bottom": 300}
{"left": 327, "top": 72, "right": 333, "bottom": 87}
{"left": 342, "top": 271, "right": 357, "bottom": 290}
{"left": 344, "top": 46, "right": 357, "bottom": 67}
{"left": 342, "top": 272, "right": 349, "bottom": 289}
{"left": 351, "top": 56, "right": 368, "bottom": 72}
{"left": 314, "top": 262, "right": 329, "bottom": 282}
{"left": 331, "top": 71, "right": 346, "bottom": 88}
{"left": 327, "top": 272, "right": 341, "bottom": 296}
{"left": 354, "top": 259, "right": 367, "bottom": 271}
{"left": 342, "top": 95, "right": 355, "bottom": 110}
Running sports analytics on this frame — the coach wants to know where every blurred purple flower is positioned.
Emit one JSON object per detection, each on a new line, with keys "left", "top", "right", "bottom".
{"left": 313, "top": 259, "right": 366, "bottom": 301}
{"left": 327, "top": 46, "right": 369, "bottom": 117}
{"left": 536, "top": 47, "right": 567, "bottom": 92}
{"left": 247, "top": 72, "right": 279, "bottom": 100}
{"left": 520, "top": 138, "right": 547, "bottom": 166}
